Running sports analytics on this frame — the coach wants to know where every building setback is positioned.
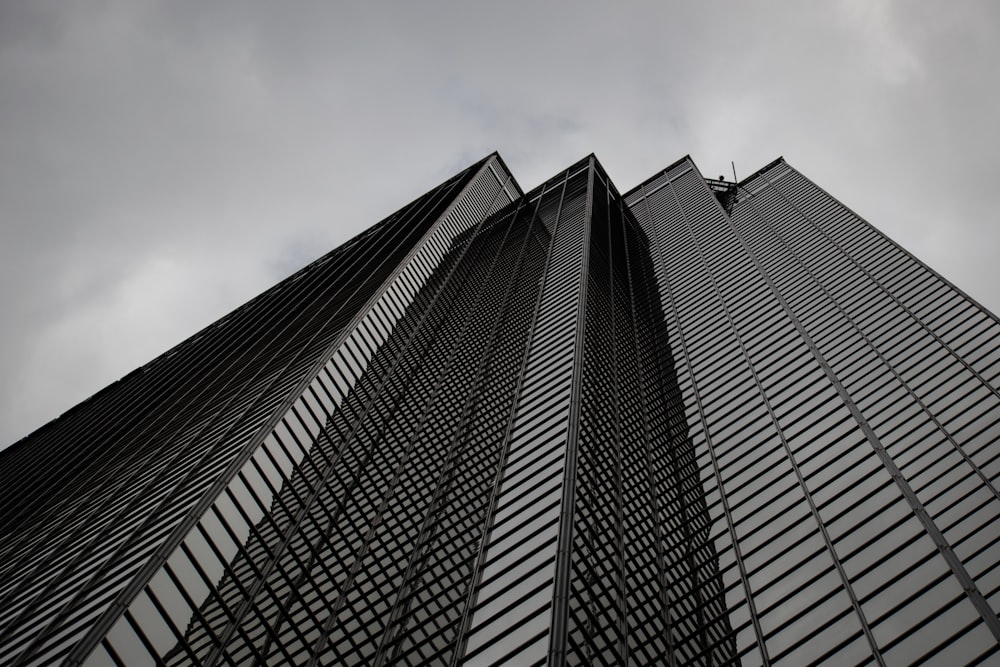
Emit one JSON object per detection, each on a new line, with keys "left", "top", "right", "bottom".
{"left": 0, "top": 152, "right": 998, "bottom": 665}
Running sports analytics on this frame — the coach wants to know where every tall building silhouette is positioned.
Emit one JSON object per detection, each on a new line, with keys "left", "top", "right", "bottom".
{"left": 1, "top": 152, "right": 998, "bottom": 665}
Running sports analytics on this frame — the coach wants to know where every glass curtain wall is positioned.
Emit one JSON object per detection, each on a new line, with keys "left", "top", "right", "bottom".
{"left": 626, "top": 157, "right": 1000, "bottom": 665}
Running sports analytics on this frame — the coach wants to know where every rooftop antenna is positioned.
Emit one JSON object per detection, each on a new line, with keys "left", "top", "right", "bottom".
{"left": 728, "top": 160, "right": 756, "bottom": 202}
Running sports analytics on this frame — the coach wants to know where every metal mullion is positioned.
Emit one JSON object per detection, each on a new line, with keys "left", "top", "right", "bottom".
{"left": 729, "top": 475, "right": 801, "bottom": 529}
{"left": 450, "top": 174, "right": 583, "bottom": 665}
{"left": 473, "top": 544, "right": 557, "bottom": 627}
{"left": 522, "top": 326, "right": 580, "bottom": 371}
{"left": 494, "top": 434, "right": 570, "bottom": 504}
{"left": 869, "top": 585, "right": 961, "bottom": 651}
{"left": 911, "top": 616, "right": 989, "bottom": 666}
{"left": 723, "top": 444, "right": 796, "bottom": 500}
{"left": 541, "top": 160, "right": 597, "bottom": 665}
{"left": 204, "top": 506, "right": 318, "bottom": 633}
{"left": 829, "top": 340, "right": 885, "bottom": 383}
{"left": 270, "top": 427, "right": 325, "bottom": 487}
{"left": 766, "top": 603, "right": 855, "bottom": 663}
{"left": 757, "top": 561, "right": 843, "bottom": 623}
{"left": 193, "top": 520, "right": 312, "bottom": 665}
{"left": 780, "top": 398, "right": 846, "bottom": 444}
{"left": 219, "top": 486, "right": 328, "bottom": 595}
{"left": 953, "top": 514, "right": 1000, "bottom": 572}
{"left": 935, "top": 305, "right": 987, "bottom": 345}
{"left": 841, "top": 523, "right": 924, "bottom": 585}
{"left": 851, "top": 370, "right": 905, "bottom": 408}
{"left": 118, "top": 609, "right": 161, "bottom": 664}
{"left": 915, "top": 365, "right": 981, "bottom": 412}
{"left": 771, "top": 380, "right": 837, "bottom": 424}
{"left": 255, "top": 438, "right": 315, "bottom": 510}
{"left": 709, "top": 392, "right": 769, "bottom": 437}
{"left": 918, "top": 292, "right": 977, "bottom": 331}
{"left": 876, "top": 327, "right": 944, "bottom": 365}
{"left": 509, "top": 392, "right": 572, "bottom": 438}
{"left": 739, "top": 513, "right": 819, "bottom": 572}
{"left": 935, "top": 486, "right": 997, "bottom": 541}
{"left": 176, "top": 541, "right": 297, "bottom": 667}
{"left": 637, "top": 173, "right": 773, "bottom": 664}
{"left": 597, "top": 191, "right": 629, "bottom": 662}
{"left": 17, "top": 172, "right": 454, "bottom": 616}
{"left": 374, "top": 203, "right": 533, "bottom": 662}
{"left": 141, "top": 585, "right": 204, "bottom": 665}
{"left": 711, "top": 415, "right": 776, "bottom": 469}
{"left": 52, "top": 201, "right": 434, "bottom": 660}
{"left": 98, "top": 638, "right": 128, "bottom": 667}
{"left": 910, "top": 454, "right": 978, "bottom": 502}
{"left": 297, "top": 171, "right": 514, "bottom": 665}
{"left": 712, "top": 173, "right": 894, "bottom": 662}
{"left": 799, "top": 434, "right": 870, "bottom": 495}
{"left": 815, "top": 467, "right": 895, "bottom": 527}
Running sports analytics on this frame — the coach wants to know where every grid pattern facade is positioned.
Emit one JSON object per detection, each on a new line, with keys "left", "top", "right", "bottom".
{"left": 1, "top": 150, "right": 999, "bottom": 666}
{"left": 459, "top": 158, "right": 730, "bottom": 665}
{"left": 625, "top": 156, "right": 1000, "bottom": 664}
{"left": 0, "top": 154, "right": 519, "bottom": 666}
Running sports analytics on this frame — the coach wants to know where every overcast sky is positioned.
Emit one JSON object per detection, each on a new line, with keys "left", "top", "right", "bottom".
{"left": 1, "top": 1, "right": 998, "bottom": 446}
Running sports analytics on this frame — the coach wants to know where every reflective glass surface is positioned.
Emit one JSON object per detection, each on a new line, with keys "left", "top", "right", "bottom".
{"left": 626, "top": 156, "right": 1000, "bottom": 664}
{"left": 3, "top": 152, "right": 999, "bottom": 666}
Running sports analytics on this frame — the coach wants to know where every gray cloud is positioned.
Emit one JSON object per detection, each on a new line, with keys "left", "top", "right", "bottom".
{"left": 1, "top": 0, "right": 998, "bottom": 445}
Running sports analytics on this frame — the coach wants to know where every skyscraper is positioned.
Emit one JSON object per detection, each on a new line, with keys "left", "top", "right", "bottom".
{"left": 1, "top": 151, "right": 998, "bottom": 665}
{"left": 627, "top": 157, "right": 1000, "bottom": 665}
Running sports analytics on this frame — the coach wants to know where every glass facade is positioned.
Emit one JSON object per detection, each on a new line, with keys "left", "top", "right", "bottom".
{"left": 0, "top": 154, "right": 519, "bottom": 666}
{"left": 1, "top": 151, "right": 998, "bottom": 665}
{"left": 626, "top": 156, "right": 1000, "bottom": 664}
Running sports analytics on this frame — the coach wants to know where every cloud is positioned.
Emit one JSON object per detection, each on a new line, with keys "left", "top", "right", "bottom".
{"left": 1, "top": 1, "right": 998, "bottom": 444}
{"left": 837, "top": 0, "right": 923, "bottom": 84}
